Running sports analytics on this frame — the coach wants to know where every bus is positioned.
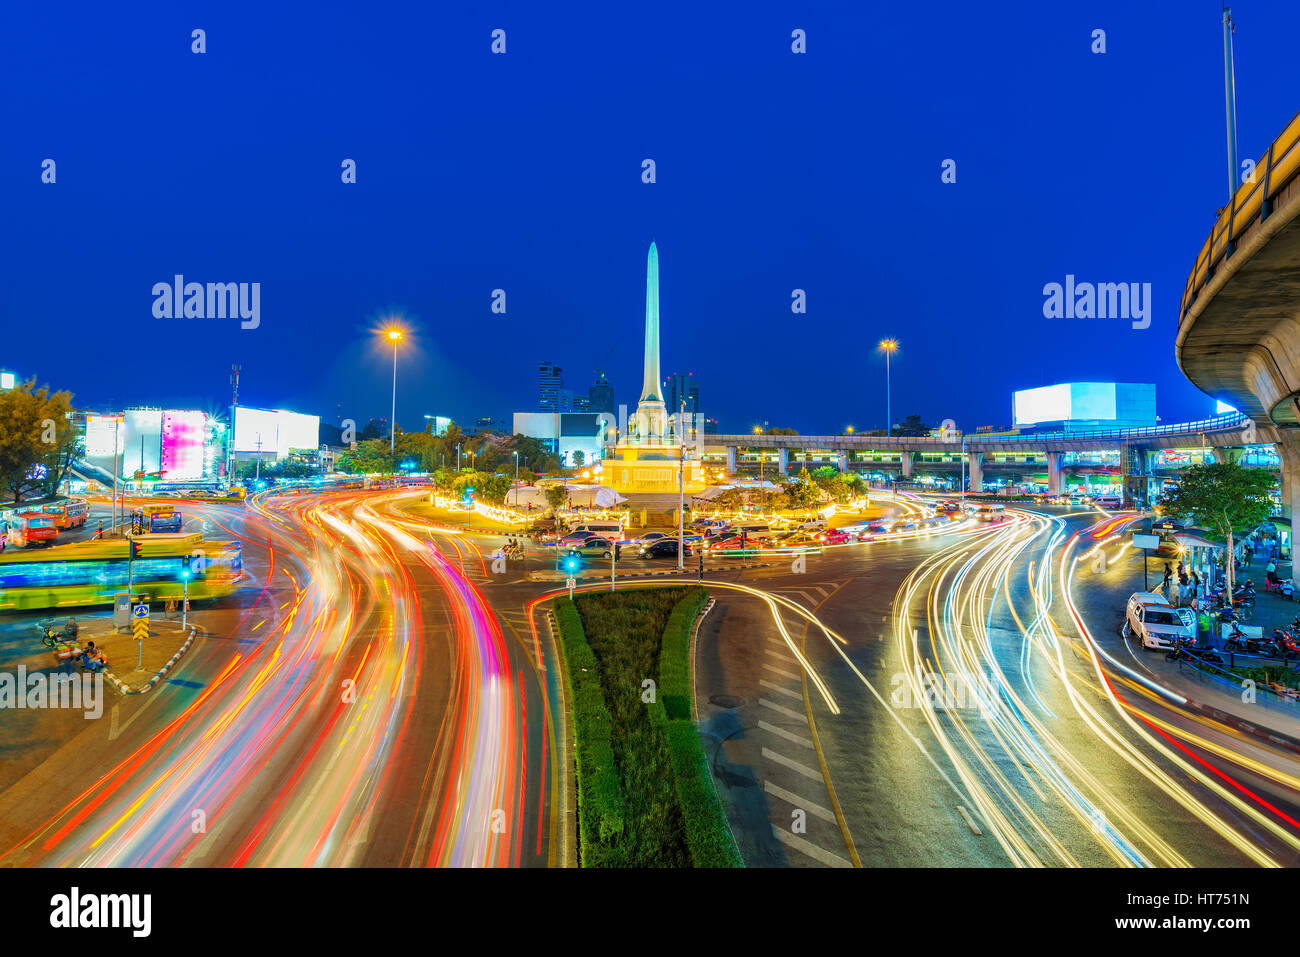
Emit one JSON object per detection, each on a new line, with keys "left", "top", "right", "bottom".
{"left": 7, "top": 512, "right": 59, "bottom": 547}
{"left": 133, "top": 505, "right": 184, "bottom": 533}
{"left": 44, "top": 499, "right": 90, "bottom": 530}
{"left": 0, "top": 533, "right": 242, "bottom": 610}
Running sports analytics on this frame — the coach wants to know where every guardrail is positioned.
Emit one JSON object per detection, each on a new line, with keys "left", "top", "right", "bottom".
{"left": 1181, "top": 108, "right": 1300, "bottom": 319}
{"left": 711, "top": 412, "right": 1253, "bottom": 451}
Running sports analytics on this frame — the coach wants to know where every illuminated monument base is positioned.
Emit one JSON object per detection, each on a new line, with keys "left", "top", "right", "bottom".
{"left": 604, "top": 447, "right": 706, "bottom": 495}
{"left": 599, "top": 241, "right": 707, "bottom": 496}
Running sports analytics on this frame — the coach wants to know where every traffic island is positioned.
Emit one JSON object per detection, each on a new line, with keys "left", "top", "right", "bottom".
{"left": 63, "top": 614, "right": 200, "bottom": 695}
{"left": 551, "top": 586, "right": 742, "bottom": 867}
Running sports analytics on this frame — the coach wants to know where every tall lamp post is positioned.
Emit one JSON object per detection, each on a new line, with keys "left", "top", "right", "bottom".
{"left": 879, "top": 338, "right": 898, "bottom": 439}
{"left": 386, "top": 329, "right": 403, "bottom": 454}
{"left": 514, "top": 450, "right": 519, "bottom": 483}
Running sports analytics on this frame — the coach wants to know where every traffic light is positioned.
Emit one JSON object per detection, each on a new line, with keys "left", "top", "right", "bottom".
{"left": 563, "top": 554, "right": 581, "bottom": 574}
{"left": 180, "top": 556, "right": 191, "bottom": 581}
{"left": 129, "top": 537, "right": 140, "bottom": 561}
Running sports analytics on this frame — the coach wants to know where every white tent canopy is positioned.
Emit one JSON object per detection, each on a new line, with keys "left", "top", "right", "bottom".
{"left": 504, "top": 484, "right": 627, "bottom": 509}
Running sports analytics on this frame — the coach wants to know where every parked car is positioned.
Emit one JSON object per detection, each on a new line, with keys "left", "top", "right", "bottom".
{"left": 640, "top": 538, "right": 692, "bottom": 559}
{"left": 635, "top": 532, "right": 670, "bottom": 546}
{"left": 704, "top": 535, "right": 761, "bottom": 555}
{"left": 556, "top": 530, "right": 596, "bottom": 549}
{"left": 569, "top": 539, "right": 615, "bottom": 559}
{"left": 1123, "top": 592, "right": 1195, "bottom": 649}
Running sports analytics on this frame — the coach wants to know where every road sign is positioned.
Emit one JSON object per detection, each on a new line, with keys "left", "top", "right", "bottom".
{"left": 132, "top": 604, "right": 150, "bottom": 620}
{"left": 565, "top": 577, "right": 576, "bottom": 589}
{"left": 131, "top": 618, "right": 148, "bottom": 640}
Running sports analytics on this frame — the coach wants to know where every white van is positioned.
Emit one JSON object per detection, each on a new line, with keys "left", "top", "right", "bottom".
{"left": 732, "top": 523, "right": 775, "bottom": 540}
{"left": 574, "top": 523, "right": 623, "bottom": 542}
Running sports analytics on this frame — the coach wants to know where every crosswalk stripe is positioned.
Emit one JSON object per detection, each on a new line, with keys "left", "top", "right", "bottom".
{"left": 759, "top": 697, "right": 805, "bottom": 722}
{"left": 761, "top": 660, "right": 801, "bottom": 681}
{"left": 759, "top": 679, "right": 802, "bottom": 701}
{"left": 764, "top": 780, "right": 836, "bottom": 822}
{"left": 761, "top": 746, "right": 821, "bottom": 781}
{"left": 758, "top": 720, "right": 813, "bottom": 749}
{"left": 770, "top": 824, "right": 853, "bottom": 868}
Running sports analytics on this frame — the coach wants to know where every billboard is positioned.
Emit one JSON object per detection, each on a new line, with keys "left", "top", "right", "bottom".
{"left": 1014, "top": 383, "right": 1152, "bottom": 428}
{"left": 234, "top": 407, "right": 320, "bottom": 459}
{"left": 1014, "top": 385, "right": 1072, "bottom": 426}
{"left": 160, "top": 410, "right": 208, "bottom": 480}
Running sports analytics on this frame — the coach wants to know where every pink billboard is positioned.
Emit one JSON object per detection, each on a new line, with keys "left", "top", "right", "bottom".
{"left": 160, "top": 410, "right": 208, "bottom": 481}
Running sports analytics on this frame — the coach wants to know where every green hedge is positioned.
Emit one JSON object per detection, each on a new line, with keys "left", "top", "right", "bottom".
{"left": 554, "top": 587, "right": 741, "bottom": 868}
{"left": 552, "top": 597, "right": 626, "bottom": 866}
{"left": 651, "top": 588, "right": 744, "bottom": 868}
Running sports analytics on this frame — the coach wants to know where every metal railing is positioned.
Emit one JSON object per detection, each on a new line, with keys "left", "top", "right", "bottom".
{"left": 710, "top": 412, "right": 1253, "bottom": 452}
{"left": 1181, "top": 109, "right": 1300, "bottom": 319}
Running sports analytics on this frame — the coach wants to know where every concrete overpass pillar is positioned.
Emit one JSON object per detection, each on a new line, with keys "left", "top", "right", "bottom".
{"left": 967, "top": 451, "right": 984, "bottom": 493}
{"left": 901, "top": 451, "right": 914, "bottom": 478}
{"left": 1046, "top": 451, "right": 1064, "bottom": 494}
{"left": 1214, "top": 447, "right": 1243, "bottom": 465}
{"left": 725, "top": 446, "right": 736, "bottom": 474}
{"left": 836, "top": 451, "right": 848, "bottom": 472}
{"left": 778, "top": 448, "right": 789, "bottom": 474}
{"left": 1276, "top": 437, "right": 1300, "bottom": 573}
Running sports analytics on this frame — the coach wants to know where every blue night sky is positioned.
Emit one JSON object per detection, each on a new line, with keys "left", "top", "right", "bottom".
{"left": 3, "top": 1, "right": 1297, "bottom": 435}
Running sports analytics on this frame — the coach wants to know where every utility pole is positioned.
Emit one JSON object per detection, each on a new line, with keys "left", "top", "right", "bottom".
{"left": 1223, "top": 5, "right": 1240, "bottom": 202}
{"left": 677, "top": 443, "right": 685, "bottom": 570}
{"left": 229, "top": 364, "right": 240, "bottom": 482}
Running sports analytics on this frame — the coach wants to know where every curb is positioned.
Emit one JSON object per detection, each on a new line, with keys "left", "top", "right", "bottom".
{"left": 528, "top": 561, "right": 781, "bottom": 584}
{"left": 1182, "top": 694, "right": 1300, "bottom": 756}
{"left": 104, "top": 624, "right": 200, "bottom": 695}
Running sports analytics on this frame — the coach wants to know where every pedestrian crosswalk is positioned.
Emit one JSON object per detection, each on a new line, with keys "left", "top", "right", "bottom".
{"left": 742, "top": 631, "right": 855, "bottom": 868}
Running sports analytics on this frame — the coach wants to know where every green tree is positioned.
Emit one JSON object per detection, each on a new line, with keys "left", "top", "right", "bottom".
{"left": 544, "top": 485, "right": 568, "bottom": 512}
{"left": 0, "top": 379, "right": 75, "bottom": 503}
{"left": 572, "top": 449, "right": 585, "bottom": 467}
{"left": 1157, "top": 462, "right": 1276, "bottom": 601}
{"left": 336, "top": 439, "right": 394, "bottom": 474}
{"left": 783, "top": 477, "right": 818, "bottom": 510}
{"left": 895, "top": 414, "right": 931, "bottom": 437}
{"left": 764, "top": 426, "right": 800, "bottom": 436}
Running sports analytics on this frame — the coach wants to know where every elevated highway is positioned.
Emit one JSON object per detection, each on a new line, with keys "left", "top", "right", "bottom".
{"left": 704, "top": 412, "right": 1260, "bottom": 493}
{"left": 1177, "top": 109, "right": 1300, "bottom": 534}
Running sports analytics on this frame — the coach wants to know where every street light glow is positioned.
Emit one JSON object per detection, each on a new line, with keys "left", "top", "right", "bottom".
{"left": 878, "top": 338, "right": 898, "bottom": 354}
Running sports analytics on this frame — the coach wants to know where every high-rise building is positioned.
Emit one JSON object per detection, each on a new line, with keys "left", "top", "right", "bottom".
{"left": 538, "top": 362, "right": 564, "bottom": 411}
{"left": 664, "top": 372, "right": 699, "bottom": 418}
{"left": 589, "top": 372, "right": 615, "bottom": 417}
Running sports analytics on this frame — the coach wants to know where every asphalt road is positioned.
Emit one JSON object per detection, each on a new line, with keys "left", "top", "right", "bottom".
{"left": 0, "top": 490, "right": 557, "bottom": 867}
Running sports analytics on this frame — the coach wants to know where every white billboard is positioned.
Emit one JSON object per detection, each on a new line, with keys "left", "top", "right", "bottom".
{"left": 1014, "top": 384, "right": 1071, "bottom": 426}
{"left": 234, "top": 407, "right": 320, "bottom": 459}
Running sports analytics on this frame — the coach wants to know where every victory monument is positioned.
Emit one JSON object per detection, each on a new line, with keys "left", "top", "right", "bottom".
{"left": 602, "top": 242, "right": 706, "bottom": 495}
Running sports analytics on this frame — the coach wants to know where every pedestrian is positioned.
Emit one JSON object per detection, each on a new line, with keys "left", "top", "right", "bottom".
{"left": 1178, "top": 571, "right": 1189, "bottom": 607}
{"left": 94, "top": 520, "right": 104, "bottom": 540}
{"left": 697, "top": 549, "right": 704, "bottom": 582}
{"left": 1243, "top": 544, "right": 1253, "bottom": 568}
{"left": 1191, "top": 570, "right": 1200, "bottom": 601}
{"left": 1177, "top": 560, "right": 1185, "bottom": 578}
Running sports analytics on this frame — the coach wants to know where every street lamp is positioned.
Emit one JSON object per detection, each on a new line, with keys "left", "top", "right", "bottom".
{"left": 514, "top": 450, "right": 519, "bottom": 483}
{"left": 385, "top": 328, "right": 403, "bottom": 454}
{"left": 878, "top": 339, "right": 898, "bottom": 438}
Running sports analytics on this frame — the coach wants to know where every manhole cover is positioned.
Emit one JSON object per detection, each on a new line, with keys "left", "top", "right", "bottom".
{"left": 710, "top": 694, "right": 741, "bottom": 709}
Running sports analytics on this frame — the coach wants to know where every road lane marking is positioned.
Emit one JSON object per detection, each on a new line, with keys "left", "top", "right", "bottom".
{"left": 764, "top": 780, "right": 835, "bottom": 822}
{"left": 762, "top": 661, "right": 801, "bottom": 680}
{"left": 770, "top": 824, "right": 853, "bottom": 868}
{"left": 758, "top": 720, "right": 814, "bottom": 749}
{"left": 759, "top": 679, "right": 803, "bottom": 701}
{"left": 957, "top": 805, "right": 984, "bottom": 836}
{"left": 761, "top": 746, "right": 821, "bottom": 781}
{"left": 759, "top": 697, "right": 806, "bottom": 721}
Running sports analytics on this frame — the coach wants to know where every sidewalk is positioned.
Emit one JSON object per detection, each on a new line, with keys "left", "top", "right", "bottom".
{"left": 1086, "top": 547, "right": 1300, "bottom": 749}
